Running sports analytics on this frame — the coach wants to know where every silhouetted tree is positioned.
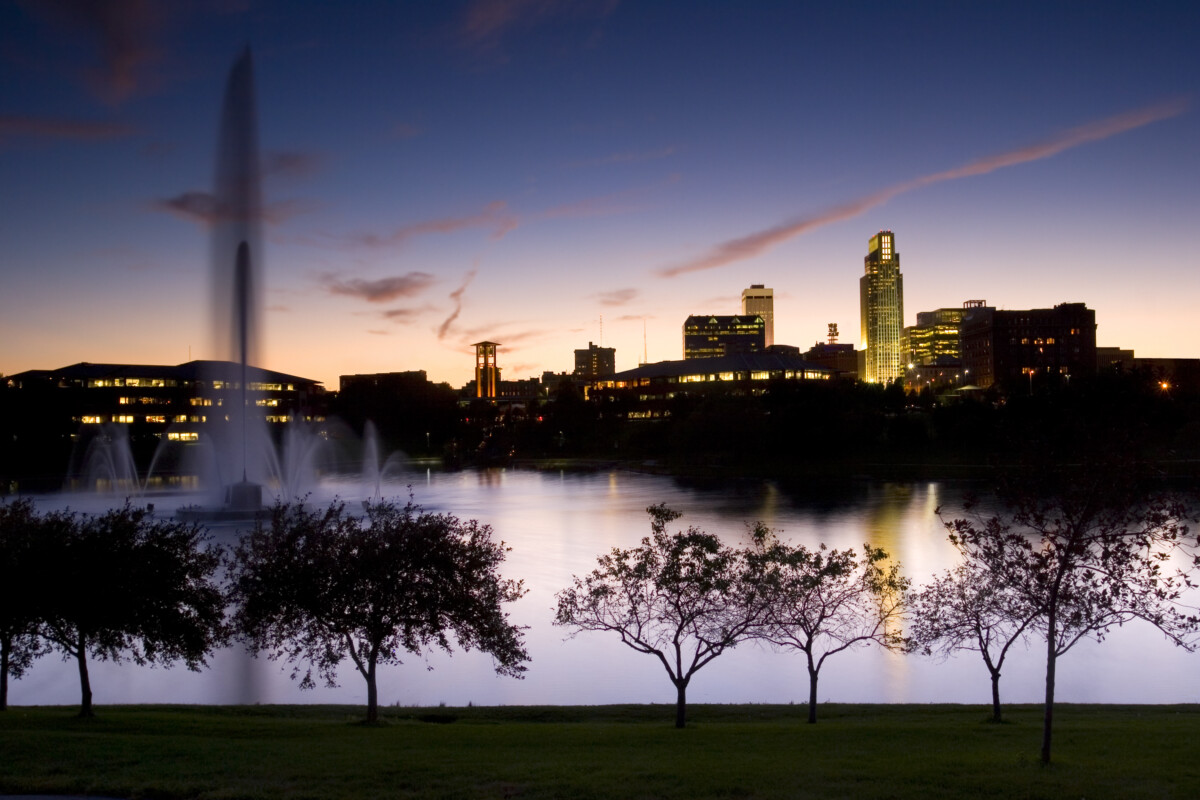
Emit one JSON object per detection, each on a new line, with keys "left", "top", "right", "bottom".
{"left": 36, "top": 504, "right": 226, "bottom": 717}
{"left": 944, "top": 471, "right": 1199, "bottom": 763}
{"left": 0, "top": 499, "right": 46, "bottom": 709}
{"left": 747, "top": 531, "right": 907, "bottom": 723}
{"left": 554, "top": 505, "right": 760, "bottom": 728}
{"left": 230, "top": 499, "right": 529, "bottom": 724}
{"left": 906, "top": 558, "right": 1039, "bottom": 722}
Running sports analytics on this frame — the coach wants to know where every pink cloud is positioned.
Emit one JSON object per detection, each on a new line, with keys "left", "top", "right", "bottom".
{"left": 343, "top": 201, "right": 519, "bottom": 248}
{"left": 0, "top": 115, "right": 136, "bottom": 142}
{"left": 153, "top": 192, "right": 314, "bottom": 226}
{"left": 659, "top": 98, "right": 1190, "bottom": 278}
{"left": 322, "top": 272, "right": 437, "bottom": 303}
{"left": 597, "top": 288, "right": 637, "bottom": 306}
{"left": 34, "top": 0, "right": 165, "bottom": 104}
{"left": 438, "top": 269, "right": 477, "bottom": 340}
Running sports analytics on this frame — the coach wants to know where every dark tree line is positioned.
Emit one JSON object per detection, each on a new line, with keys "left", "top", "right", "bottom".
{"left": 0, "top": 497, "right": 529, "bottom": 721}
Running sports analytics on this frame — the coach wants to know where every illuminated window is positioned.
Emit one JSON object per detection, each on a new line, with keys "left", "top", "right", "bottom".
{"left": 114, "top": 415, "right": 134, "bottom": 424}
{"left": 718, "top": 372, "right": 735, "bottom": 381}
{"left": 255, "top": 398, "right": 280, "bottom": 407}
{"left": 190, "top": 415, "right": 206, "bottom": 423}
{"left": 174, "top": 415, "right": 188, "bottom": 423}
{"left": 265, "top": 415, "right": 292, "bottom": 423}
{"left": 145, "top": 415, "right": 166, "bottom": 423}
{"left": 118, "top": 397, "right": 133, "bottom": 405}
{"left": 249, "top": 382, "right": 282, "bottom": 391}
{"left": 81, "top": 415, "right": 104, "bottom": 424}
{"left": 167, "top": 432, "right": 200, "bottom": 442}
{"left": 750, "top": 371, "right": 770, "bottom": 381}
{"left": 190, "top": 397, "right": 213, "bottom": 406}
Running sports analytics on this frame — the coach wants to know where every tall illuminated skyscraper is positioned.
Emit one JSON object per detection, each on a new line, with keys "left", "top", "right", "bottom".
{"left": 859, "top": 231, "right": 904, "bottom": 384}
{"left": 741, "top": 284, "right": 774, "bottom": 347}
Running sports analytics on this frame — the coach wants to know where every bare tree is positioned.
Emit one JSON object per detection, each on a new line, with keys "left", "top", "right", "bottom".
{"left": 945, "top": 474, "right": 1199, "bottom": 763}
{"left": 748, "top": 528, "right": 907, "bottom": 723}
{"left": 231, "top": 499, "right": 529, "bottom": 724}
{"left": 554, "top": 504, "right": 760, "bottom": 728}
{"left": 906, "top": 557, "right": 1039, "bottom": 722}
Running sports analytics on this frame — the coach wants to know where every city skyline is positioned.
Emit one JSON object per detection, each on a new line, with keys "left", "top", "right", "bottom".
{"left": 1, "top": 1, "right": 1197, "bottom": 388}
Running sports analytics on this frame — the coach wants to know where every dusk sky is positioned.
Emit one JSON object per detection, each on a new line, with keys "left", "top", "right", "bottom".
{"left": 2, "top": 1, "right": 1197, "bottom": 389}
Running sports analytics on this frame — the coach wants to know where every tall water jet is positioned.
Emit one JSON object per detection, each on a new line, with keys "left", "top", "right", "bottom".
{"left": 207, "top": 47, "right": 266, "bottom": 507}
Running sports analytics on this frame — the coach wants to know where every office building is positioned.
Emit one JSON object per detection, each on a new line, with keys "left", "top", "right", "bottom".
{"left": 904, "top": 301, "right": 989, "bottom": 366}
{"left": 859, "top": 231, "right": 904, "bottom": 384}
{"left": 682, "top": 315, "right": 766, "bottom": 359}
{"left": 960, "top": 303, "right": 1097, "bottom": 390}
{"left": 574, "top": 342, "right": 616, "bottom": 380}
{"left": 741, "top": 285, "right": 775, "bottom": 347}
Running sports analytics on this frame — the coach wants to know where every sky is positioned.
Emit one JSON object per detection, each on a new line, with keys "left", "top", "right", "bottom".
{"left": 1, "top": 0, "right": 1197, "bottom": 389}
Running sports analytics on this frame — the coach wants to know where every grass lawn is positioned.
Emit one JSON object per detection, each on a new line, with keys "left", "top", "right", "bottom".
{"left": 2, "top": 703, "right": 1197, "bottom": 799}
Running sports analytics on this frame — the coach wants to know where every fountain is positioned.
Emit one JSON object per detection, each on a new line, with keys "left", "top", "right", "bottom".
{"left": 176, "top": 48, "right": 285, "bottom": 521}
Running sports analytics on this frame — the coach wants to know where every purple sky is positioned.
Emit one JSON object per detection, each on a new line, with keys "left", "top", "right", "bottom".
{"left": 2, "top": 1, "right": 1197, "bottom": 388}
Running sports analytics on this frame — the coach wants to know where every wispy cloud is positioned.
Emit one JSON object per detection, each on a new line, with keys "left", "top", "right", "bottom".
{"left": 460, "top": 0, "right": 618, "bottom": 53}
{"left": 658, "top": 99, "right": 1190, "bottom": 278}
{"left": 339, "top": 201, "right": 518, "bottom": 248}
{"left": 596, "top": 288, "right": 637, "bottom": 306}
{"left": 322, "top": 272, "right": 437, "bottom": 303}
{"left": 574, "top": 145, "right": 678, "bottom": 167}
{"left": 438, "top": 269, "right": 476, "bottom": 340}
{"left": 392, "top": 122, "right": 422, "bottom": 139}
{"left": 32, "top": 0, "right": 165, "bottom": 104}
{"left": 0, "top": 115, "right": 136, "bottom": 142}
{"left": 367, "top": 329, "right": 390, "bottom": 336}
{"left": 263, "top": 150, "right": 324, "bottom": 180}
{"left": 152, "top": 191, "right": 313, "bottom": 226}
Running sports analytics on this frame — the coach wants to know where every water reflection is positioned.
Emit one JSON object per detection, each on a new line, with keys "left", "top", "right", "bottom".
{"left": 15, "top": 469, "right": 1199, "bottom": 709}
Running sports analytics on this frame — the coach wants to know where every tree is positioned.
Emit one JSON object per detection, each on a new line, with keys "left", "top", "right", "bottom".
{"left": 748, "top": 530, "right": 907, "bottom": 723}
{"left": 554, "top": 504, "right": 760, "bottom": 729}
{"left": 0, "top": 499, "right": 46, "bottom": 710}
{"left": 230, "top": 499, "right": 529, "bottom": 724}
{"left": 906, "top": 558, "right": 1039, "bottom": 722}
{"left": 944, "top": 471, "right": 1199, "bottom": 763}
{"left": 36, "top": 503, "right": 226, "bottom": 717}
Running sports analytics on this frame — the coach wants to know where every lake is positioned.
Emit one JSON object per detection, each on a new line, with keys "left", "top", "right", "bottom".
{"left": 14, "top": 467, "right": 1199, "bottom": 709}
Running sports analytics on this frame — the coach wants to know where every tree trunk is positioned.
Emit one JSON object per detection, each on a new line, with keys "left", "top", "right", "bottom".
{"left": 990, "top": 669, "right": 1002, "bottom": 723}
{"left": 1041, "top": 617, "right": 1057, "bottom": 764}
{"left": 76, "top": 633, "right": 94, "bottom": 718}
{"left": 674, "top": 679, "right": 688, "bottom": 729}
{"left": 807, "top": 664, "right": 819, "bottom": 724}
{"left": 366, "top": 657, "right": 378, "bottom": 725}
{"left": 1, "top": 635, "right": 9, "bottom": 711}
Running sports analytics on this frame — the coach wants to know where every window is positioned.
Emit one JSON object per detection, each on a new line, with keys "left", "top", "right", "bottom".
{"left": 145, "top": 415, "right": 166, "bottom": 423}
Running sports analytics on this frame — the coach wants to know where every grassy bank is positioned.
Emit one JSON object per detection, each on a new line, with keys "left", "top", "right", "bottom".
{"left": 2, "top": 703, "right": 1198, "bottom": 799}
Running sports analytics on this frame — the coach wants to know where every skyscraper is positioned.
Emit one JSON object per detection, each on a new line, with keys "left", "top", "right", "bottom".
{"left": 741, "top": 285, "right": 774, "bottom": 347}
{"left": 859, "top": 231, "right": 904, "bottom": 384}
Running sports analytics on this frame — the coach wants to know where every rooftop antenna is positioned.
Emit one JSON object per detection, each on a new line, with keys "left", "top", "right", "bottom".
{"left": 828, "top": 323, "right": 839, "bottom": 346}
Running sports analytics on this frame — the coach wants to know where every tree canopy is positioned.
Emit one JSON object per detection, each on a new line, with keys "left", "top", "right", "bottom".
{"left": 943, "top": 470, "right": 1199, "bottom": 762}
{"left": 35, "top": 503, "right": 226, "bottom": 716}
{"left": 230, "top": 499, "right": 529, "bottom": 723}
{"left": 554, "top": 504, "right": 761, "bottom": 728}
{"left": 747, "top": 530, "right": 907, "bottom": 723}
{"left": 0, "top": 499, "right": 46, "bottom": 710}
{"left": 906, "top": 558, "right": 1038, "bottom": 722}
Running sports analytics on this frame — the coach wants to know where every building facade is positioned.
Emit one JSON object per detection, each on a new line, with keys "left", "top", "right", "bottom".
{"left": 682, "top": 315, "right": 766, "bottom": 359}
{"left": 859, "top": 231, "right": 904, "bottom": 384}
{"left": 960, "top": 303, "right": 1097, "bottom": 390}
{"left": 741, "top": 285, "right": 775, "bottom": 347}
{"left": 573, "top": 342, "right": 616, "bottom": 380}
